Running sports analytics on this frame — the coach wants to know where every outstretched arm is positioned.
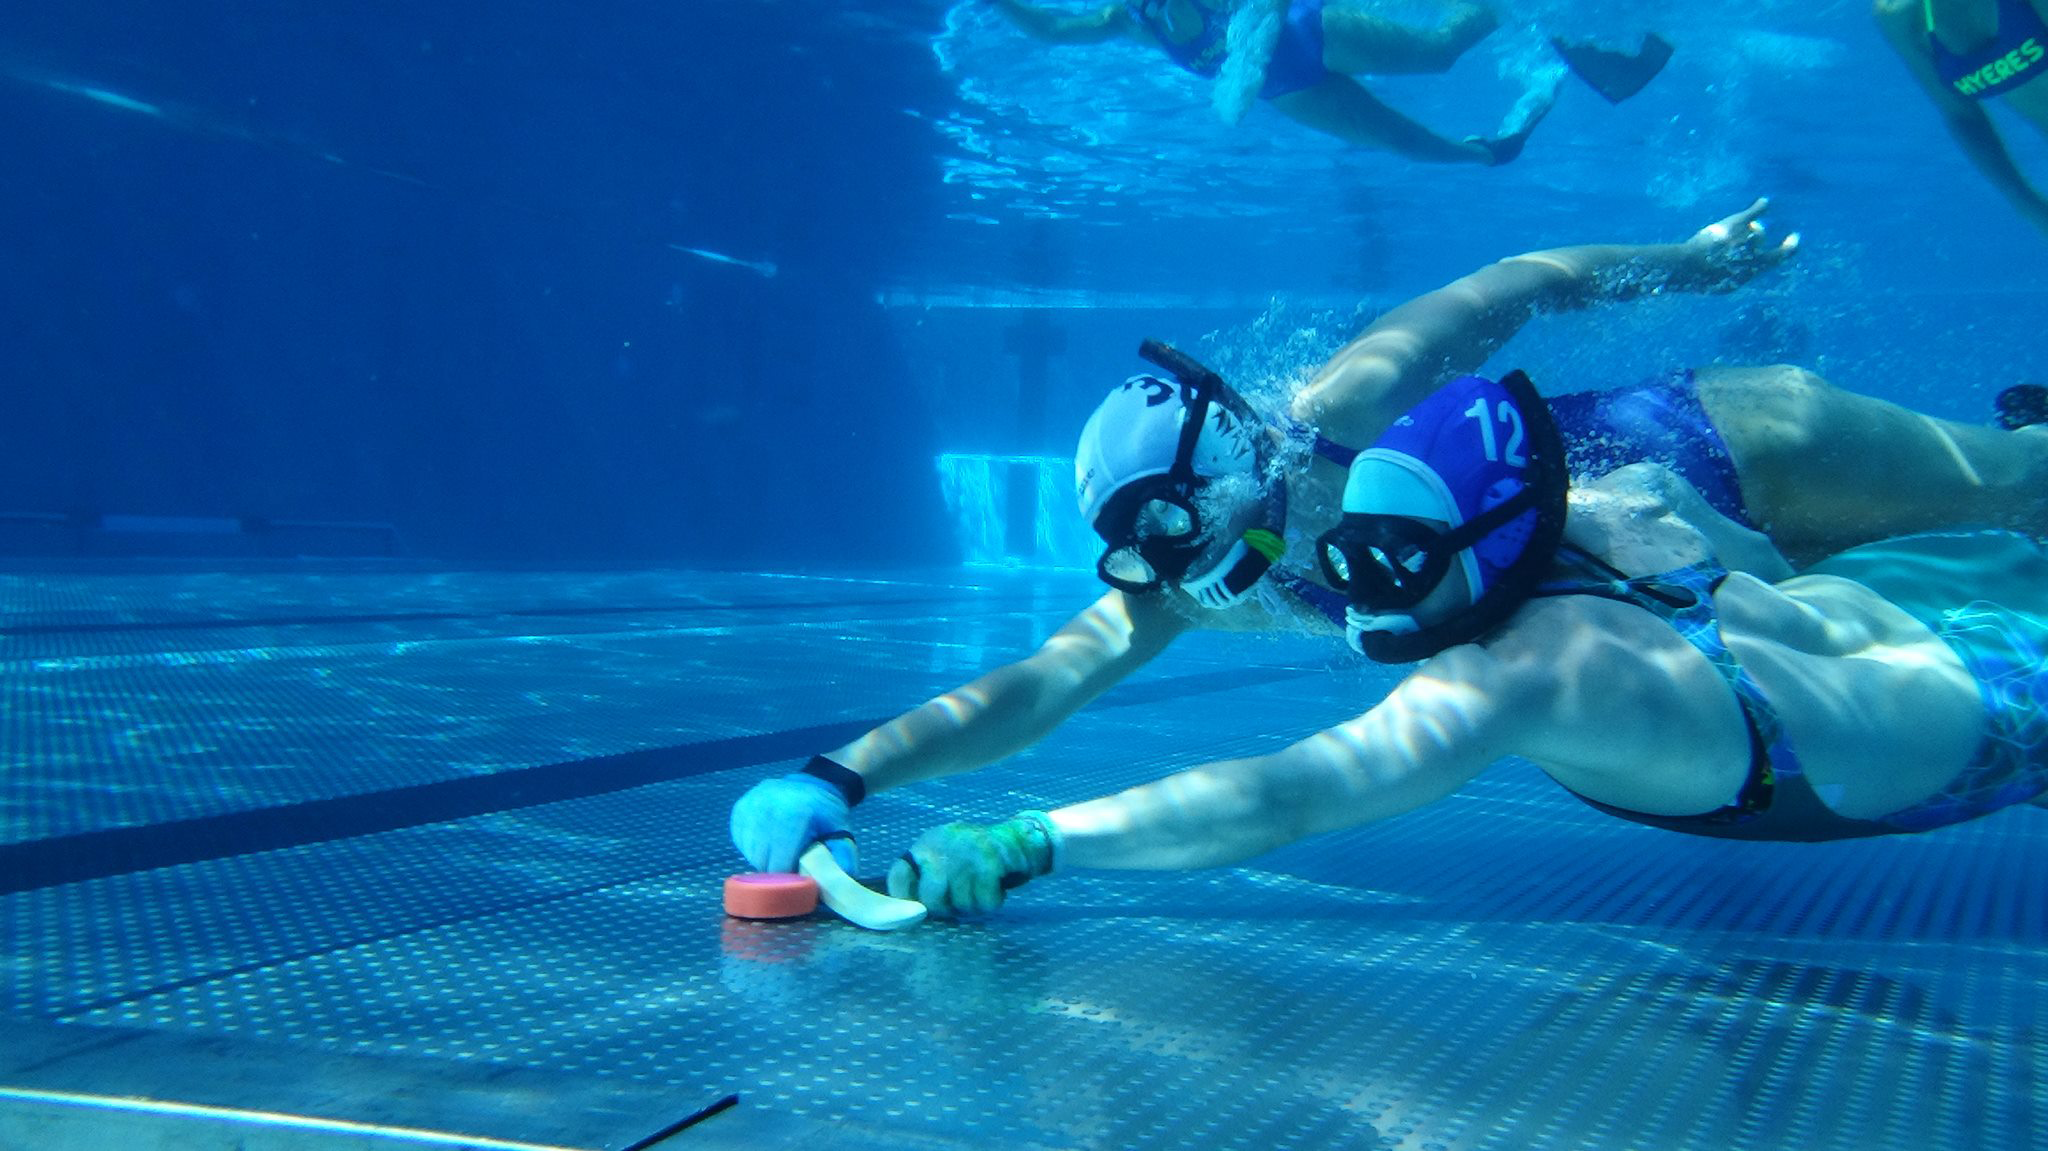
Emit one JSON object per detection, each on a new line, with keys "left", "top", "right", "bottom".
{"left": 887, "top": 643, "right": 1533, "bottom": 914}
{"left": 1292, "top": 199, "right": 1799, "bottom": 448}
{"left": 828, "top": 588, "right": 1189, "bottom": 793}
{"left": 887, "top": 600, "right": 1747, "bottom": 914}
{"left": 732, "top": 589, "right": 1189, "bottom": 873}
{"left": 1874, "top": 0, "right": 2048, "bottom": 236}
{"left": 988, "top": 0, "right": 1135, "bottom": 43}
{"left": 1047, "top": 644, "right": 1529, "bottom": 870}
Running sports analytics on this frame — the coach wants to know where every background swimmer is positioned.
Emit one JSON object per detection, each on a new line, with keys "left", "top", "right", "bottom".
{"left": 1877, "top": 0, "right": 2048, "bottom": 237}
{"left": 986, "top": 0, "right": 1671, "bottom": 165}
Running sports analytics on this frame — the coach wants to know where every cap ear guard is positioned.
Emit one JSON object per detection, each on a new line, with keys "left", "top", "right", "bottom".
{"left": 1318, "top": 370, "right": 1569, "bottom": 663}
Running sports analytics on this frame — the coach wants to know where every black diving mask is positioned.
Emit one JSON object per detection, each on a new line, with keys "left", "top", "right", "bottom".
{"left": 1314, "top": 492, "right": 1538, "bottom": 613}
{"left": 1095, "top": 487, "right": 1209, "bottom": 593}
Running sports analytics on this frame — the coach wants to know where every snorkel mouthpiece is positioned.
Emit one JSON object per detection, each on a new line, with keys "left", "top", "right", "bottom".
{"left": 1181, "top": 538, "right": 1256, "bottom": 609}
{"left": 1345, "top": 607, "right": 1422, "bottom": 637}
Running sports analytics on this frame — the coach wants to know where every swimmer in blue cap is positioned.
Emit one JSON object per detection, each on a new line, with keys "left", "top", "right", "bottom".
{"left": 987, "top": 0, "right": 1672, "bottom": 164}
{"left": 892, "top": 389, "right": 2048, "bottom": 907}
{"left": 1312, "top": 369, "right": 1571, "bottom": 663}
{"left": 1877, "top": 0, "right": 2048, "bottom": 237}
{"left": 731, "top": 200, "right": 2048, "bottom": 910}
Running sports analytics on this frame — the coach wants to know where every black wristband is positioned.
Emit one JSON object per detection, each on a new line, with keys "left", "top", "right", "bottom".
{"left": 801, "top": 755, "right": 866, "bottom": 808}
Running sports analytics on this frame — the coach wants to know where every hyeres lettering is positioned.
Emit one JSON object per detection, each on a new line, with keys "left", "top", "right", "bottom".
{"left": 1952, "top": 38, "right": 2046, "bottom": 97}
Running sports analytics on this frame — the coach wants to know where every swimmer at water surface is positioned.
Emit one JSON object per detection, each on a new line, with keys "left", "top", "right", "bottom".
{"left": 987, "top": 0, "right": 1673, "bottom": 165}
{"left": 1877, "top": 0, "right": 2048, "bottom": 236}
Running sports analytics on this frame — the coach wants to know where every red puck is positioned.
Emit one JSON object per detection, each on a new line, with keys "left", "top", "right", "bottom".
{"left": 722, "top": 872, "right": 820, "bottom": 919}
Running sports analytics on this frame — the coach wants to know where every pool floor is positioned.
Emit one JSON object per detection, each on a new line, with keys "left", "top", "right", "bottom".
{"left": 2, "top": 564, "right": 2043, "bottom": 1150}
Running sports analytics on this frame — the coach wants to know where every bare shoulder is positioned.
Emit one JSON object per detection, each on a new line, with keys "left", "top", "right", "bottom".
{"left": 1574, "top": 460, "right": 1691, "bottom": 509}
{"left": 1441, "top": 598, "right": 1651, "bottom": 709}
{"left": 1563, "top": 465, "right": 1721, "bottom": 572}
{"left": 1480, "top": 595, "right": 1752, "bottom": 795}
{"left": 1446, "top": 599, "right": 1682, "bottom": 751}
{"left": 1368, "top": 630, "right": 1559, "bottom": 758}
{"left": 1489, "top": 581, "right": 1751, "bottom": 699}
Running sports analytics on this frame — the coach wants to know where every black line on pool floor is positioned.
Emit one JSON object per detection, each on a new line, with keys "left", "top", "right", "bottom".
{"left": 0, "top": 665, "right": 1323, "bottom": 895}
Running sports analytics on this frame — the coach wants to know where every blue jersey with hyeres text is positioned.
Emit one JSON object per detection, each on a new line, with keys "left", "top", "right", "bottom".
{"left": 1930, "top": 0, "right": 2048, "bottom": 100}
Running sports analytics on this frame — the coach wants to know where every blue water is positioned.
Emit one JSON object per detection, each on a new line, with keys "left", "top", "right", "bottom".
{"left": 2, "top": 1, "right": 2042, "bottom": 567}
{"left": 3, "top": 3, "right": 2048, "bottom": 1148}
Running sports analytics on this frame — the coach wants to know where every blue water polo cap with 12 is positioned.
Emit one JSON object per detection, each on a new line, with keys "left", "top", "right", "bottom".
{"left": 1315, "top": 370, "right": 1567, "bottom": 663}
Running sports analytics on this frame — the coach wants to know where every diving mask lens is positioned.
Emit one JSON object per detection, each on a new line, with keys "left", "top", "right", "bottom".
{"left": 1095, "top": 491, "right": 1209, "bottom": 594}
{"left": 1099, "top": 546, "right": 1159, "bottom": 589}
{"left": 1317, "top": 539, "right": 1351, "bottom": 587}
{"left": 1316, "top": 517, "right": 1454, "bottom": 612}
{"left": 1135, "top": 497, "right": 1197, "bottom": 542}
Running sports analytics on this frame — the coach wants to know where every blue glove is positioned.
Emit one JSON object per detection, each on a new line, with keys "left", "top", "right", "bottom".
{"left": 887, "top": 812, "right": 1060, "bottom": 918}
{"left": 730, "top": 770, "right": 858, "bottom": 874}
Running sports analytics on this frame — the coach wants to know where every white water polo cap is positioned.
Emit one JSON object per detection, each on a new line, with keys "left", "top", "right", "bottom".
{"left": 1314, "top": 370, "right": 1568, "bottom": 662}
{"left": 1074, "top": 340, "right": 1286, "bottom": 609}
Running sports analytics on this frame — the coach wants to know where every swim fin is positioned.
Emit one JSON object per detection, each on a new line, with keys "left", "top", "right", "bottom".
{"left": 1552, "top": 33, "right": 1674, "bottom": 105}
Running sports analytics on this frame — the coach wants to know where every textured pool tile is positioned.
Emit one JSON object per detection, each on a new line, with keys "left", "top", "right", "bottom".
{"left": 3, "top": 565, "right": 2045, "bottom": 1149}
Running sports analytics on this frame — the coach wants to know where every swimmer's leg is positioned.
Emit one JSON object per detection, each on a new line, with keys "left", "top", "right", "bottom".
{"left": 1269, "top": 75, "right": 1501, "bottom": 163}
{"left": 1320, "top": 2, "right": 1497, "bottom": 75}
{"left": 1470, "top": 69, "right": 1562, "bottom": 165}
{"left": 1698, "top": 365, "right": 2048, "bottom": 561}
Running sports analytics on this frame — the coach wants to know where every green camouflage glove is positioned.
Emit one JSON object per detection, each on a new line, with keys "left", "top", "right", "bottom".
{"left": 887, "top": 811, "right": 1061, "bottom": 917}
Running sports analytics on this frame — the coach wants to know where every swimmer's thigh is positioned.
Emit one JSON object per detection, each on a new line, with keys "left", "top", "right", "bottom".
{"left": 1319, "top": 3, "right": 1494, "bottom": 74}
{"left": 1697, "top": 365, "right": 2048, "bottom": 558}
